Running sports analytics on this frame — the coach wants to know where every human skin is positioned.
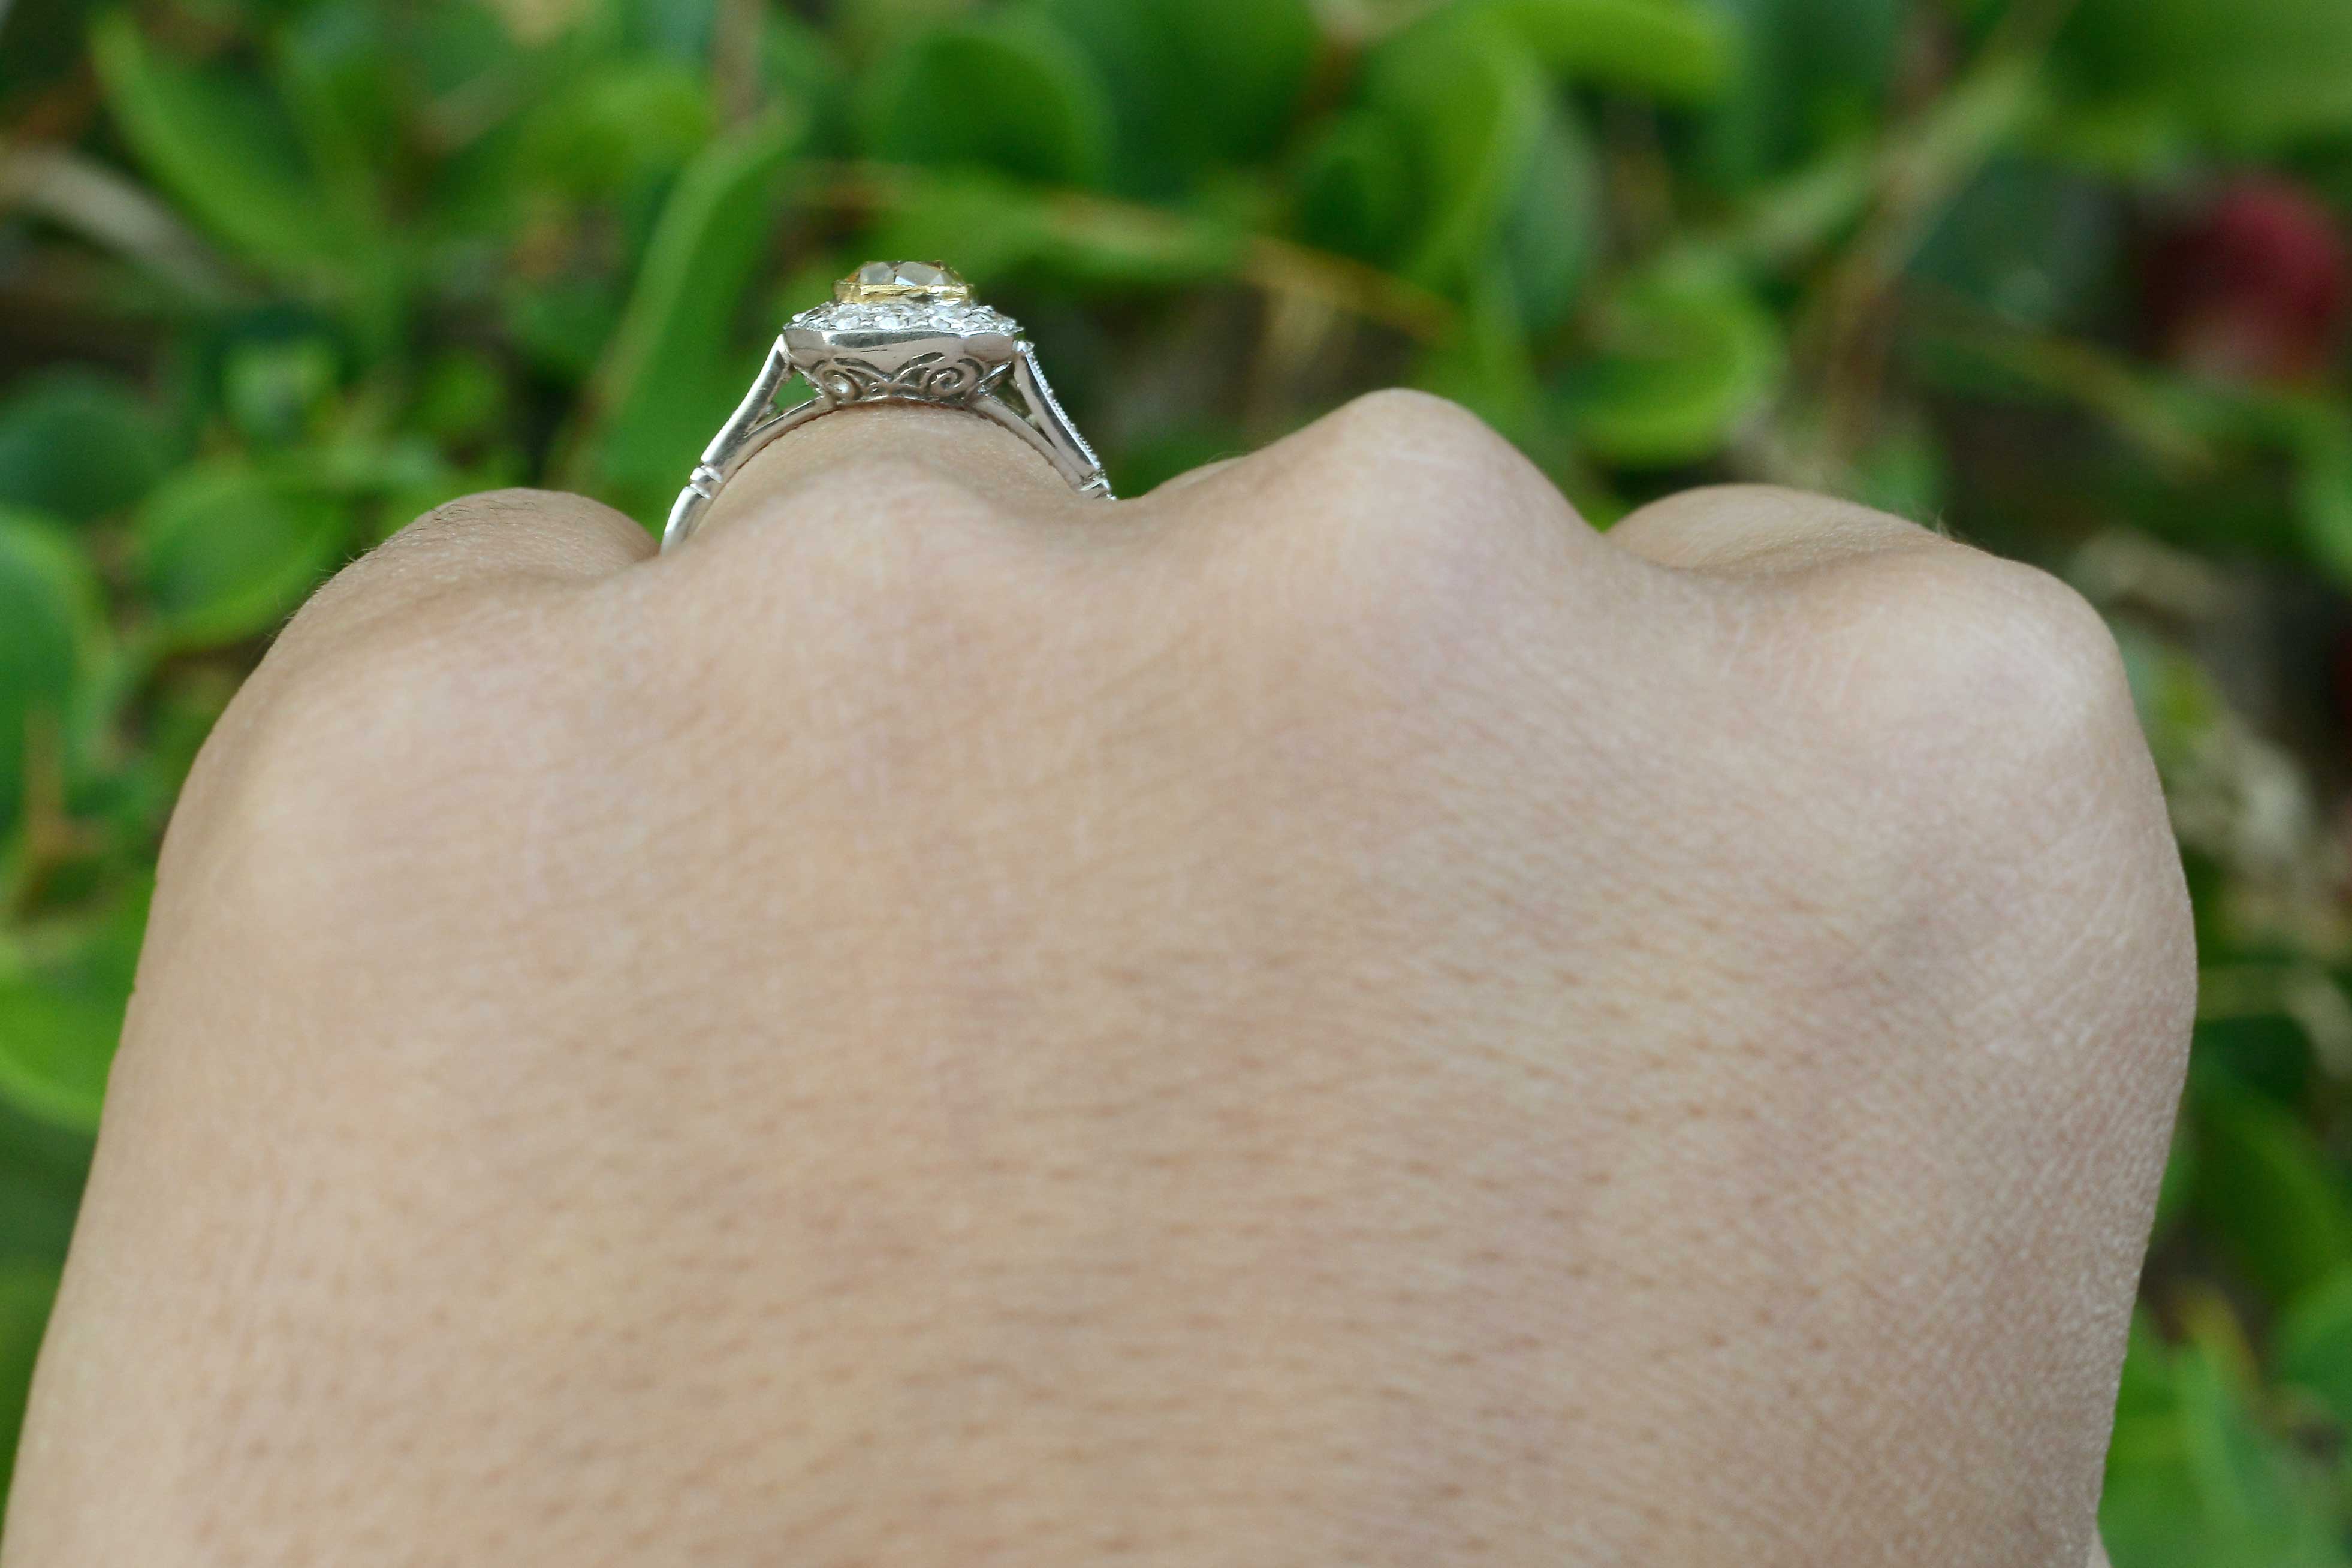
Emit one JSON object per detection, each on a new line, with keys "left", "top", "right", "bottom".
{"left": 2, "top": 389, "right": 2189, "bottom": 1566}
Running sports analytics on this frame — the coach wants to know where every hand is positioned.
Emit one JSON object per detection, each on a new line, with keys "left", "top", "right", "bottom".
{"left": 3, "top": 390, "right": 2193, "bottom": 1566}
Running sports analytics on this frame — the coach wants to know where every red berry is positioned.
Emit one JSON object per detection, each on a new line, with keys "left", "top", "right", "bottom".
{"left": 2145, "top": 178, "right": 2351, "bottom": 384}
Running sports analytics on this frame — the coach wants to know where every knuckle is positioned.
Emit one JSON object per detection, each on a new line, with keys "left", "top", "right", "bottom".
{"left": 1780, "top": 544, "right": 2189, "bottom": 994}
{"left": 267, "top": 493, "right": 562, "bottom": 664}
{"left": 1763, "top": 546, "right": 2192, "bottom": 1097}
{"left": 397, "top": 486, "right": 556, "bottom": 540}
{"left": 1314, "top": 386, "right": 1513, "bottom": 459}
{"left": 1287, "top": 389, "right": 1533, "bottom": 512}
{"left": 1231, "top": 391, "right": 1566, "bottom": 644}
{"left": 238, "top": 632, "right": 471, "bottom": 822}
{"left": 1787, "top": 546, "right": 2138, "bottom": 785}
{"left": 1611, "top": 484, "right": 1935, "bottom": 574}
{"left": 195, "top": 602, "right": 566, "bottom": 912}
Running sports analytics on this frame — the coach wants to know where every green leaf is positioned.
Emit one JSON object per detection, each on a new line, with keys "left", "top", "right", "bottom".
{"left": 1687, "top": 0, "right": 1907, "bottom": 187}
{"left": 0, "top": 1261, "right": 61, "bottom": 1513}
{"left": 2172, "top": 1344, "right": 2350, "bottom": 1567}
{"left": 834, "top": 0, "right": 973, "bottom": 60}
{"left": 0, "top": 372, "right": 171, "bottom": 525}
{"left": 413, "top": 350, "right": 513, "bottom": 448}
{"left": 2277, "top": 1267, "right": 2352, "bottom": 1432}
{"left": 1414, "top": 267, "right": 1548, "bottom": 445}
{"left": 1361, "top": 14, "right": 1601, "bottom": 334}
{"left": 134, "top": 463, "right": 350, "bottom": 651}
{"left": 1477, "top": 0, "right": 1733, "bottom": 101}
{"left": 1907, "top": 158, "right": 2124, "bottom": 334}
{"left": 1037, "top": 0, "right": 1317, "bottom": 194}
{"left": 560, "top": 110, "right": 805, "bottom": 522}
{"left": 2102, "top": 1329, "right": 2201, "bottom": 1568}
{"left": 0, "top": 981, "right": 120, "bottom": 1136}
{"left": 1851, "top": 416, "right": 1949, "bottom": 524}
{"left": 1, "top": 0, "right": 89, "bottom": 104}
{"left": 1412, "top": 267, "right": 1603, "bottom": 502}
{"left": 2188, "top": 1065, "right": 2352, "bottom": 1309}
{"left": 2101, "top": 1332, "right": 2352, "bottom": 1568}
{"left": 2054, "top": 0, "right": 2352, "bottom": 154}
{"left": 2292, "top": 416, "right": 2352, "bottom": 591}
{"left": 0, "top": 878, "right": 147, "bottom": 1136}
{"left": 1497, "top": 92, "right": 1601, "bottom": 339}
{"left": 1292, "top": 110, "right": 1423, "bottom": 264}
{"left": 503, "top": 274, "right": 629, "bottom": 384}
{"left": 0, "top": 1091, "right": 92, "bottom": 1268}
{"left": 273, "top": 0, "right": 402, "bottom": 240}
{"left": 405, "top": 0, "right": 528, "bottom": 101}
{"left": 759, "top": 8, "right": 848, "bottom": 123}
{"left": 1558, "top": 251, "right": 1784, "bottom": 466}
{"left": 601, "top": 0, "right": 720, "bottom": 62}
{"left": 856, "top": 13, "right": 1115, "bottom": 188}
{"left": 2151, "top": 1110, "right": 2199, "bottom": 1248}
{"left": 89, "top": 10, "right": 360, "bottom": 281}
{"left": 2114, "top": 1308, "right": 2175, "bottom": 1427}
{"left": 0, "top": 510, "right": 103, "bottom": 842}
{"left": 514, "top": 59, "right": 715, "bottom": 203}
{"left": 222, "top": 336, "right": 342, "bottom": 448}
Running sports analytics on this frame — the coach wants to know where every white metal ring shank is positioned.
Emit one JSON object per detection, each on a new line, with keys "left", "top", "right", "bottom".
{"left": 662, "top": 338, "right": 1113, "bottom": 551}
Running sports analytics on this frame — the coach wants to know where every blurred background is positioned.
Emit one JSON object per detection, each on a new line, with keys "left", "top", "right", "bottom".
{"left": 1, "top": 0, "right": 2350, "bottom": 1555}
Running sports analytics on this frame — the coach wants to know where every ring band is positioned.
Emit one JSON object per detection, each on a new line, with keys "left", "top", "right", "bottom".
{"left": 662, "top": 260, "right": 1114, "bottom": 551}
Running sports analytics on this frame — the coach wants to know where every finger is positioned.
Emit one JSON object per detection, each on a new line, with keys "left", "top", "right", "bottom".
{"left": 276, "top": 487, "right": 653, "bottom": 661}
{"left": 1130, "top": 387, "right": 1597, "bottom": 554}
{"left": 1603, "top": 483, "right": 1955, "bottom": 580}
{"left": 690, "top": 399, "right": 1103, "bottom": 545}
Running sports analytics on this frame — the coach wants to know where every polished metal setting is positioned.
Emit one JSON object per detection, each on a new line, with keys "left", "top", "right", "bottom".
{"left": 662, "top": 261, "right": 1113, "bottom": 550}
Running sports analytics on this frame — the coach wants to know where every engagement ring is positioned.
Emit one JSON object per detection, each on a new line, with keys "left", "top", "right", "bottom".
{"left": 662, "top": 260, "right": 1113, "bottom": 550}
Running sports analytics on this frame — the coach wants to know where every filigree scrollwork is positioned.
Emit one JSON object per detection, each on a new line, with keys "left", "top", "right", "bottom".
{"left": 808, "top": 351, "right": 1009, "bottom": 407}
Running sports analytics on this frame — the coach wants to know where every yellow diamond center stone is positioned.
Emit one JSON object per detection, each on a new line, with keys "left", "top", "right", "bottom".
{"left": 836, "top": 260, "right": 972, "bottom": 303}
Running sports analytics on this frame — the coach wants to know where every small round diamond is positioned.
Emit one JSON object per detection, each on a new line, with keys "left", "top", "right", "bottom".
{"left": 788, "top": 296, "right": 1020, "bottom": 336}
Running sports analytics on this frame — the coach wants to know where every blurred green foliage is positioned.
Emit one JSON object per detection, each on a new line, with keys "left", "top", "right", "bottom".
{"left": 5, "top": 0, "right": 2352, "bottom": 1554}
